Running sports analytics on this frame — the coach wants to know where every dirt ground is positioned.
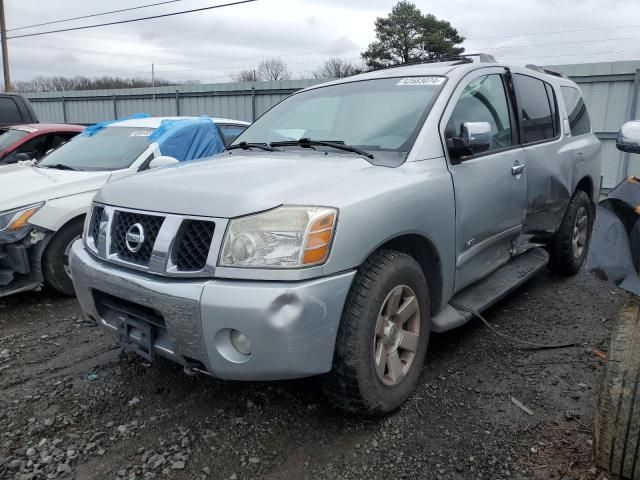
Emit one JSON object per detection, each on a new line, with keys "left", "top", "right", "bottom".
{"left": 0, "top": 268, "right": 623, "bottom": 480}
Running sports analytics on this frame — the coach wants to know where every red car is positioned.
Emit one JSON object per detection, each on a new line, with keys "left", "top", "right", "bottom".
{"left": 0, "top": 123, "right": 84, "bottom": 166}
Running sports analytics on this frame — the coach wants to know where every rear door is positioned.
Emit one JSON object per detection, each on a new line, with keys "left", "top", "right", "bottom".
{"left": 440, "top": 68, "right": 527, "bottom": 292}
{"left": 511, "top": 74, "right": 568, "bottom": 234}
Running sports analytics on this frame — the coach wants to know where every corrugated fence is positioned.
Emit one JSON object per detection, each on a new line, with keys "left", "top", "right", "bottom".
{"left": 25, "top": 79, "right": 324, "bottom": 125}
{"left": 25, "top": 61, "right": 640, "bottom": 189}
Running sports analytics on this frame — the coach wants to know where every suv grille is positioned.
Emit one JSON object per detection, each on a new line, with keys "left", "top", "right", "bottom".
{"left": 111, "top": 211, "right": 165, "bottom": 266}
{"left": 89, "top": 206, "right": 104, "bottom": 247}
{"left": 172, "top": 220, "right": 215, "bottom": 271}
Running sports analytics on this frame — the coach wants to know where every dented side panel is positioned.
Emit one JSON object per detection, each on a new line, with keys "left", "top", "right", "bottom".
{"left": 523, "top": 126, "right": 601, "bottom": 236}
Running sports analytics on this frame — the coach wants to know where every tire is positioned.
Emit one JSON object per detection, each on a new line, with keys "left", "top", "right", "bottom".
{"left": 42, "top": 219, "right": 84, "bottom": 296}
{"left": 594, "top": 297, "right": 640, "bottom": 479}
{"left": 322, "top": 249, "right": 431, "bottom": 416}
{"left": 548, "top": 190, "right": 593, "bottom": 276}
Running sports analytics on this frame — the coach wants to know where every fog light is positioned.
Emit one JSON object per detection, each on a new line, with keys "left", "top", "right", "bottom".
{"left": 230, "top": 329, "right": 251, "bottom": 355}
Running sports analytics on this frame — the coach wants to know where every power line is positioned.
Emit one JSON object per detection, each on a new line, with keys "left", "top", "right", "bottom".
{"left": 472, "top": 34, "right": 640, "bottom": 51}
{"left": 7, "top": 0, "right": 185, "bottom": 32}
{"left": 466, "top": 23, "right": 640, "bottom": 41}
{"left": 7, "top": 0, "right": 257, "bottom": 40}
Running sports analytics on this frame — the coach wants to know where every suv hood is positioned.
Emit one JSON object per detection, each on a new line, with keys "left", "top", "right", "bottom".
{"left": 0, "top": 164, "right": 112, "bottom": 212}
{"left": 96, "top": 153, "right": 378, "bottom": 218}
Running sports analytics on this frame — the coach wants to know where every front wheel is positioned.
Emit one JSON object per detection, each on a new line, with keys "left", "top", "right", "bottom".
{"left": 548, "top": 190, "right": 593, "bottom": 276}
{"left": 42, "top": 220, "right": 83, "bottom": 296}
{"left": 322, "top": 249, "right": 430, "bottom": 416}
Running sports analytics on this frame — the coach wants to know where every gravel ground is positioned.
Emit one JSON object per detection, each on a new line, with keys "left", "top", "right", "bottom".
{"left": 0, "top": 268, "right": 623, "bottom": 480}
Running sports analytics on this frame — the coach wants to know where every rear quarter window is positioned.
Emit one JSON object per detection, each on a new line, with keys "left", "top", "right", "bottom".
{"left": 561, "top": 86, "right": 591, "bottom": 136}
{"left": 0, "top": 97, "right": 22, "bottom": 123}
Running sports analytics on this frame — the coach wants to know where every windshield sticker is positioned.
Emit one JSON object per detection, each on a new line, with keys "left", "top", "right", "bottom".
{"left": 397, "top": 77, "right": 445, "bottom": 86}
{"left": 130, "top": 131, "right": 152, "bottom": 137}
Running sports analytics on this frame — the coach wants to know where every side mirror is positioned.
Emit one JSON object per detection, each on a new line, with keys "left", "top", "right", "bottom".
{"left": 148, "top": 156, "right": 179, "bottom": 169}
{"left": 446, "top": 122, "right": 492, "bottom": 163}
{"left": 617, "top": 121, "right": 640, "bottom": 154}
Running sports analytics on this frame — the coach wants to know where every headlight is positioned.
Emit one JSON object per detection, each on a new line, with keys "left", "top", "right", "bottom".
{"left": 0, "top": 202, "right": 44, "bottom": 232}
{"left": 220, "top": 206, "right": 337, "bottom": 268}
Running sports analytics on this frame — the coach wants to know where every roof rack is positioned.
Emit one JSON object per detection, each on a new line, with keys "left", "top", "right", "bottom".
{"left": 525, "top": 64, "right": 567, "bottom": 78}
{"left": 458, "top": 53, "right": 498, "bottom": 64}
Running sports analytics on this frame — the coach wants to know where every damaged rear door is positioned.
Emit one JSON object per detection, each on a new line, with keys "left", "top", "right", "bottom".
{"left": 514, "top": 74, "right": 594, "bottom": 234}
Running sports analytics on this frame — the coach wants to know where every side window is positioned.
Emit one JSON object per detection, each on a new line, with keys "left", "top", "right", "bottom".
{"left": 561, "top": 86, "right": 591, "bottom": 136}
{"left": 0, "top": 97, "right": 22, "bottom": 123}
{"left": 219, "top": 125, "right": 247, "bottom": 146}
{"left": 514, "top": 74, "right": 557, "bottom": 144}
{"left": 15, "top": 134, "right": 51, "bottom": 160}
{"left": 445, "top": 74, "right": 513, "bottom": 154}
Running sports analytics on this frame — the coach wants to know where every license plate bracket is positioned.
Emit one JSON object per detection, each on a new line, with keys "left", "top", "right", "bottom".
{"left": 103, "top": 304, "right": 156, "bottom": 362}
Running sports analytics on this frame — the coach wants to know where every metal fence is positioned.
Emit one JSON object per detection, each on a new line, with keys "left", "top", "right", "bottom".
{"left": 25, "top": 79, "right": 325, "bottom": 125}
{"left": 25, "top": 61, "right": 640, "bottom": 189}
{"left": 551, "top": 61, "right": 640, "bottom": 189}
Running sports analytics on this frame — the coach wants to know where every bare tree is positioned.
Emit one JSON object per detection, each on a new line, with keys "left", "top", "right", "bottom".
{"left": 257, "top": 58, "right": 290, "bottom": 81}
{"left": 12, "top": 75, "right": 176, "bottom": 93}
{"left": 231, "top": 69, "right": 258, "bottom": 82}
{"left": 313, "top": 58, "right": 363, "bottom": 79}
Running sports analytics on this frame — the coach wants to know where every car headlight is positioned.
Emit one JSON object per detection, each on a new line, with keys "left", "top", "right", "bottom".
{"left": 0, "top": 202, "right": 44, "bottom": 232}
{"left": 220, "top": 206, "right": 337, "bottom": 268}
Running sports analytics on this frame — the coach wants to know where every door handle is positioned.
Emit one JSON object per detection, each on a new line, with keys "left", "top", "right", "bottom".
{"left": 511, "top": 163, "right": 526, "bottom": 176}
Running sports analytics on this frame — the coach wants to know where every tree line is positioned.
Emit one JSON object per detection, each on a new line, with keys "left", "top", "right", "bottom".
{"left": 14, "top": 1, "right": 464, "bottom": 92}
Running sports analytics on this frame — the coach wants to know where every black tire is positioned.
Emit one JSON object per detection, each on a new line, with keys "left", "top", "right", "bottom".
{"left": 322, "top": 249, "right": 430, "bottom": 416}
{"left": 548, "top": 190, "right": 593, "bottom": 276}
{"left": 42, "top": 219, "right": 84, "bottom": 296}
{"left": 595, "top": 297, "right": 640, "bottom": 479}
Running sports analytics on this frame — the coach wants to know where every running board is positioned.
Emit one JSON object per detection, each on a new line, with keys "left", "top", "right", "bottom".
{"left": 431, "top": 248, "right": 549, "bottom": 333}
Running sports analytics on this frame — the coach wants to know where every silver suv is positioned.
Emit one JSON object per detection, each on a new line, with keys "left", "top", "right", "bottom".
{"left": 70, "top": 56, "right": 601, "bottom": 415}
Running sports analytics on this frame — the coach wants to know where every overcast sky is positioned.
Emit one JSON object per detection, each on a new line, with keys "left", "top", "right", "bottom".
{"left": 5, "top": 0, "right": 640, "bottom": 83}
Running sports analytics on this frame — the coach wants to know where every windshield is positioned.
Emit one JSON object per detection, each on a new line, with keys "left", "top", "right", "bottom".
{"left": 39, "top": 126, "right": 153, "bottom": 171}
{"left": 0, "top": 128, "right": 29, "bottom": 151}
{"left": 234, "top": 76, "right": 445, "bottom": 164}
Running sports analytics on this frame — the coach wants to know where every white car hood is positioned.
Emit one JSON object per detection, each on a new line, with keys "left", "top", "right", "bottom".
{"left": 0, "top": 164, "right": 112, "bottom": 212}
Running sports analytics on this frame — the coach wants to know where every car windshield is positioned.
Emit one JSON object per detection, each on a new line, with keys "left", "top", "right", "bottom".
{"left": 39, "top": 126, "right": 153, "bottom": 171}
{"left": 234, "top": 76, "right": 445, "bottom": 165}
{"left": 0, "top": 128, "right": 29, "bottom": 151}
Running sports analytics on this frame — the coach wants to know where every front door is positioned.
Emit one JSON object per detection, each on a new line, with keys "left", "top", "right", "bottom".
{"left": 441, "top": 68, "right": 527, "bottom": 292}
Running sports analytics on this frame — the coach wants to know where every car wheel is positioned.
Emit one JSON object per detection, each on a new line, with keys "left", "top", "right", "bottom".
{"left": 548, "top": 190, "right": 593, "bottom": 276}
{"left": 42, "top": 219, "right": 83, "bottom": 296}
{"left": 322, "top": 249, "right": 430, "bottom": 416}
{"left": 594, "top": 297, "right": 640, "bottom": 479}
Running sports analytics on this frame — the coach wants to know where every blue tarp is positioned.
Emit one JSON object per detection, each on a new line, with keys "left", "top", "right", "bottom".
{"left": 149, "top": 117, "right": 225, "bottom": 162}
{"left": 82, "top": 113, "right": 150, "bottom": 137}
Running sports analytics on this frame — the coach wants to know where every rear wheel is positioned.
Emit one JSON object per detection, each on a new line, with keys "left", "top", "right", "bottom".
{"left": 322, "top": 249, "right": 430, "bottom": 415}
{"left": 548, "top": 190, "right": 593, "bottom": 276}
{"left": 42, "top": 220, "right": 83, "bottom": 296}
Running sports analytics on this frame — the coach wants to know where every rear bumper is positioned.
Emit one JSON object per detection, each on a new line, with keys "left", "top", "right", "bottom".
{"left": 70, "top": 241, "right": 355, "bottom": 380}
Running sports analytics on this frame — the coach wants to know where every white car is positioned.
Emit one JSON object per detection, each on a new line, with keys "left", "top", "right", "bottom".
{"left": 0, "top": 115, "right": 249, "bottom": 297}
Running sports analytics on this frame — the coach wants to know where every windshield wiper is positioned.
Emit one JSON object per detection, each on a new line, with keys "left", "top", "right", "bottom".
{"left": 269, "top": 138, "right": 374, "bottom": 159}
{"left": 41, "top": 163, "right": 79, "bottom": 171}
{"left": 227, "top": 142, "right": 278, "bottom": 152}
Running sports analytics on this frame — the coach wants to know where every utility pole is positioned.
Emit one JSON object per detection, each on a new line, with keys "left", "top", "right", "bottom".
{"left": 0, "top": 0, "right": 10, "bottom": 92}
{"left": 151, "top": 63, "right": 155, "bottom": 115}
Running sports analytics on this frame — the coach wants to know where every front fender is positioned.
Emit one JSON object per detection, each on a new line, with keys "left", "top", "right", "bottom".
{"left": 28, "top": 190, "right": 98, "bottom": 232}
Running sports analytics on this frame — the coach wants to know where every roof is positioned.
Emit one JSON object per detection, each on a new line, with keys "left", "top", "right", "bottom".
{"left": 109, "top": 116, "right": 249, "bottom": 129}
{"left": 303, "top": 56, "right": 575, "bottom": 92}
{"left": 10, "top": 123, "right": 85, "bottom": 133}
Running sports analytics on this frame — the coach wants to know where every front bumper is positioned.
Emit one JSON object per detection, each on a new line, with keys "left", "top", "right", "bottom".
{"left": 0, "top": 228, "right": 50, "bottom": 297}
{"left": 70, "top": 241, "right": 356, "bottom": 380}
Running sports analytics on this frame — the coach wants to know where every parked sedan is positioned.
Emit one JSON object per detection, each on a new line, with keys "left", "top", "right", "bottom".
{"left": 0, "top": 123, "right": 84, "bottom": 166}
{"left": 0, "top": 115, "right": 249, "bottom": 298}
